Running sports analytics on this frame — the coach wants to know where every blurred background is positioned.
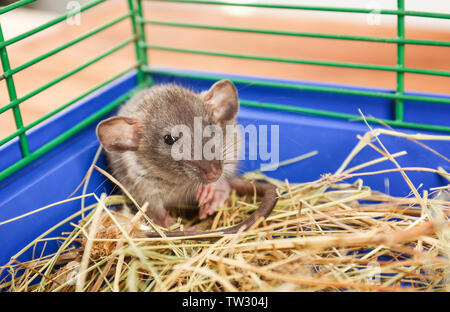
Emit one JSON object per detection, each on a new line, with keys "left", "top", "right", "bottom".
{"left": 0, "top": 0, "right": 449, "bottom": 138}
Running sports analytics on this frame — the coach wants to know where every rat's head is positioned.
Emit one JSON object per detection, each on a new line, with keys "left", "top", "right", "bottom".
{"left": 96, "top": 79, "right": 239, "bottom": 185}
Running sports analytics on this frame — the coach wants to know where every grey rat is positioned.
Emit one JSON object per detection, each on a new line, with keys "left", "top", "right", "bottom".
{"left": 96, "top": 80, "right": 278, "bottom": 238}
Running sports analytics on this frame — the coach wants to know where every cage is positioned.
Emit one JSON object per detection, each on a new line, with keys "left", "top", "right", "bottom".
{"left": 0, "top": 0, "right": 449, "bottom": 280}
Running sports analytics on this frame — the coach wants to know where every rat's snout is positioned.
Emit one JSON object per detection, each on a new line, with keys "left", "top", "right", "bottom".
{"left": 194, "top": 160, "right": 222, "bottom": 183}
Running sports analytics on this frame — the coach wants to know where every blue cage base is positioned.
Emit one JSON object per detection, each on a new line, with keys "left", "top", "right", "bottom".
{"left": 0, "top": 68, "right": 449, "bottom": 269}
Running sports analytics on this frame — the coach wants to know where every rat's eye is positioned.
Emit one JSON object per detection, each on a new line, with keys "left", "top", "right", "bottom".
{"left": 164, "top": 135, "right": 177, "bottom": 145}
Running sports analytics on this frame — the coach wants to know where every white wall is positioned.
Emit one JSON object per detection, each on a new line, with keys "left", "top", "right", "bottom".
{"left": 225, "top": 0, "right": 450, "bottom": 30}
{"left": 28, "top": 0, "right": 91, "bottom": 13}
{"left": 253, "top": 0, "right": 450, "bottom": 12}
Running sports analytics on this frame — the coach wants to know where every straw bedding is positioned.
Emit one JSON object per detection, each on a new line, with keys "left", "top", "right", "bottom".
{"left": 0, "top": 126, "right": 449, "bottom": 292}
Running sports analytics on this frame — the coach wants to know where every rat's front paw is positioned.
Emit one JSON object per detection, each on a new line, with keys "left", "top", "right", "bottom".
{"left": 196, "top": 179, "right": 231, "bottom": 220}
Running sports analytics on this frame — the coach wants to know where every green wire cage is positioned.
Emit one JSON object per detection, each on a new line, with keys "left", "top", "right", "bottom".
{"left": 0, "top": 0, "right": 449, "bottom": 268}
{"left": 0, "top": 0, "right": 449, "bottom": 180}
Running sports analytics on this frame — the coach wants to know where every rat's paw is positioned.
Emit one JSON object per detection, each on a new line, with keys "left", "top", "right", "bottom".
{"left": 196, "top": 179, "right": 231, "bottom": 220}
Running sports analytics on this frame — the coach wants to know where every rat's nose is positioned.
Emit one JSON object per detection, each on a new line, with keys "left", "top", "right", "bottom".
{"left": 195, "top": 160, "right": 222, "bottom": 182}
{"left": 203, "top": 167, "right": 221, "bottom": 181}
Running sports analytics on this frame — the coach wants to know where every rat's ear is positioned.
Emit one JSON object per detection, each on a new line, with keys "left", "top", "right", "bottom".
{"left": 203, "top": 79, "right": 239, "bottom": 122}
{"left": 96, "top": 116, "right": 143, "bottom": 152}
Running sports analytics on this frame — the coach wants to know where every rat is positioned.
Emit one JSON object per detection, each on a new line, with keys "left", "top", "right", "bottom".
{"left": 96, "top": 79, "right": 278, "bottom": 239}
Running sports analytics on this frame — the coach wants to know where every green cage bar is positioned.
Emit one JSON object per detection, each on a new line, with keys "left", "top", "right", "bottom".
{"left": 0, "top": 0, "right": 449, "bottom": 182}
{"left": 136, "top": 0, "right": 151, "bottom": 85}
{"left": 0, "top": 0, "right": 35, "bottom": 15}
{"left": 144, "top": 68, "right": 450, "bottom": 106}
{"left": 0, "top": 0, "right": 107, "bottom": 49}
{"left": 0, "top": 24, "right": 30, "bottom": 157}
{"left": 0, "top": 88, "right": 138, "bottom": 181}
{"left": 0, "top": 38, "right": 135, "bottom": 116}
{"left": 0, "top": 65, "right": 138, "bottom": 147}
{"left": 128, "top": 0, "right": 146, "bottom": 84}
{"left": 0, "top": 12, "right": 134, "bottom": 81}
{"left": 144, "top": 67, "right": 450, "bottom": 133}
{"left": 396, "top": 0, "right": 405, "bottom": 122}
{"left": 140, "top": 19, "right": 450, "bottom": 47}
{"left": 128, "top": 0, "right": 152, "bottom": 85}
{"left": 144, "top": 44, "right": 450, "bottom": 77}
{"left": 144, "top": 0, "right": 450, "bottom": 19}
{"left": 239, "top": 99, "right": 450, "bottom": 133}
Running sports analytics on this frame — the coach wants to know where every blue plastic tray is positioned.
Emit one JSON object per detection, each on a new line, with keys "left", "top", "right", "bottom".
{"left": 0, "top": 68, "right": 449, "bottom": 269}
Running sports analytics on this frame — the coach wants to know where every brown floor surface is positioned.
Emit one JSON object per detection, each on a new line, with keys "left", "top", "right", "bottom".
{"left": 0, "top": 0, "right": 449, "bottom": 139}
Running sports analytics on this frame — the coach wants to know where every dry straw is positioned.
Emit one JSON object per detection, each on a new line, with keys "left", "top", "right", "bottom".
{"left": 0, "top": 121, "right": 449, "bottom": 292}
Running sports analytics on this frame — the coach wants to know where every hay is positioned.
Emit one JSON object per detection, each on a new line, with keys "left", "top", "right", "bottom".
{"left": 0, "top": 126, "right": 449, "bottom": 292}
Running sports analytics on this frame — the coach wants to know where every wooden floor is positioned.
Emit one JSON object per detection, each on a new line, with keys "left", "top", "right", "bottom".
{"left": 1, "top": 0, "right": 449, "bottom": 139}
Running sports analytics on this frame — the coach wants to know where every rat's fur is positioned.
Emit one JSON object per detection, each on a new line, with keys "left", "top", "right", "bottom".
{"left": 99, "top": 82, "right": 240, "bottom": 226}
